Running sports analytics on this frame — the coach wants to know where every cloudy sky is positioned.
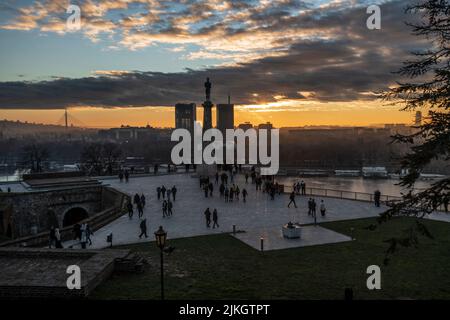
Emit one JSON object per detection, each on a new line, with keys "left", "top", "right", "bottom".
{"left": 0, "top": 0, "right": 426, "bottom": 127}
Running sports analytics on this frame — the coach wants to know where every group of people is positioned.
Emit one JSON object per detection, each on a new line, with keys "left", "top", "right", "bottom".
{"left": 48, "top": 226, "right": 63, "bottom": 248}
{"left": 127, "top": 193, "right": 146, "bottom": 219}
{"left": 219, "top": 183, "right": 249, "bottom": 202}
{"left": 203, "top": 208, "right": 219, "bottom": 228}
{"left": 156, "top": 185, "right": 177, "bottom": 201}
{"left": 48, "top": 219, "right": 93, "bottom": 249}
{"left": 307, "top": 198, "right": 326, "bottom": 217}
{"left": 293, "top": 181, "right": 307, "bottom": 195}
{"left": 118, "top": 170, "right": 130, "bottom": 183}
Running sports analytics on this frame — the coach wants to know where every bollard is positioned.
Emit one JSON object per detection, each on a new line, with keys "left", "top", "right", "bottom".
{"left": 260, "top": 237, "right": 264, "bottom": 252}
{"left": 344, "top": 288, "right": 353, "bottom": 300}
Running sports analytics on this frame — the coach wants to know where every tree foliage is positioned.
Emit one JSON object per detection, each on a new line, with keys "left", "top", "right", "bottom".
{"left": 80, "top": 142, "right": 122, "bottom": 175}
{"left": 380, "top": 0, "right": 449, "bottom": 264}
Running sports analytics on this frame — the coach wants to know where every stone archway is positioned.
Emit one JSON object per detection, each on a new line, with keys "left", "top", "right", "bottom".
{"left": 62, "top": 207, "right": 89, "bottom": 227}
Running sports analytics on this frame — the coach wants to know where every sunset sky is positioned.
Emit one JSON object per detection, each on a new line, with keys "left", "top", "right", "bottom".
{"left": 0, "top": 0, "right": 424, "bottom": 128}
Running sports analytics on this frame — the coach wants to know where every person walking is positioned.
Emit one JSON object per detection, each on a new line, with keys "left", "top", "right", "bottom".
{"left": 124, "top": 170, "right": 129, "bottom": 182}
{"left": 54, "top": 228, "right": 63, "bottom": 248}
{"left": 80, "top": 223, "right": 87, "bottom": 249}
{"left": 374, "top": 190, "right": 381, "bottom": 207}
{"left": 212, "top": 209, "right": 219, "bottom": 228}
{"left": 167, "top": 200, "right": 173, "bottom": 216}
{"left": 49, "top": 226, "right": 56, "bottom": 248}
{"left": 301, "top": 181, "right": 306, "bottom": 195}
{"left": 245, "top": 173, "right": 249, "bottom": 183}
{"left": 118, "top": 171, "right": 124, "bottom": 182}
{"left": 140, "top": 194, "right": 146, "bottom": 208}
{"left": 139, "top": 219, "right": 148, "bottom": 238}
{"left": 219, "top": 183, "right": 225, "bottom": 197}
{"left": 137, "top": 201, "right": 144, "bottom": 218}
{"left": 209, "top": 182, "right": 214, "bottom": 197}
{"left": 134, "top": 193, "right": 141, "bottom": 207}
{"left": 204, "top": 208, "right": 212, "bottom": 227}
{"left": 224, "top": 187, "right": 229, "bottom": 202}
{"left": 307, "top": 198, "right": 312, "bottom": 215}
{"left": 242, "top": 188, "right": 248, "bottom": 202}
{"left": 161, "top": 185, "right": 166, "bottom": 199}
{"left": 215, "top": 172, "right": 219, "bottom": 184}
{"left": 288, "top": 191, "right": 297, "bottom": 208}
{"left": 157, "top": 186, "right": 161, "bottom": 200}
{"left": 162, "top": 200, "right": 168, "bottom": 218}
{"left": 127, "top": 200, "right": 134, "bottom": 219}
{"left": 172, "top": 186, "right": 177, "bottom": 201}
{"left": 85, "top": 223, "right": 93, "bottom": 246}
{"left": 73, "top": 223, "right": 81, "bottom": 240}
{"left": 311, "top": 198, "right": 317, "bottom": 216}
{"left": 320, "top": 200, "right": 326, "bottom": 217}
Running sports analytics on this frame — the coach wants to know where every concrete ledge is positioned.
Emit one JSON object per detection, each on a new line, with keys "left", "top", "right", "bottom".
{"left": 0, "top": 247, "right": 130, "bottom": 299}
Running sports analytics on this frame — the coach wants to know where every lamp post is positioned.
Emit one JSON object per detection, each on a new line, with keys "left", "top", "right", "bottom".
{"left": 154, "top": 225, "right": 167, "bottom": 300}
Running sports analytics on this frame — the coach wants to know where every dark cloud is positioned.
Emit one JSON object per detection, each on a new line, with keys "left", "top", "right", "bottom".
{"left": 0, "top": 0, "right": 427, "bottom": 109}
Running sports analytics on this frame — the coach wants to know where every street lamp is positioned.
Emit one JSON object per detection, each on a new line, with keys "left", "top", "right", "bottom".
{"left": 154, "top": 225, "right": 167, "bottom": 300}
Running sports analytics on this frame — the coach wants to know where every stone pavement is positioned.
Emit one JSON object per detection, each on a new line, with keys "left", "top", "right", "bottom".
{"left": 64, "top": 173, "right": 396, "bottom": 249}
{"left": 232, "top": 225, "right": 353, "bottom": 251}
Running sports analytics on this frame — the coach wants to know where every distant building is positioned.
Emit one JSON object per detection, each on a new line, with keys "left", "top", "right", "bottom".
{"left": 216, "top": 103, "right": 234, "bottom": 134}
{"left": 99, "top": 125, "right": 156, "bottom": 141}
{"left": 258, "top": 122, "right": 274, "bottom": 130}
{"left": 175, "top": 103, "right": 196, "bottom": 133}
{"left": 98, "top": 126, "right": 172, "bottom": 145}
{"left": 238, "top": 122, "right": 253, "bottom": 131}
{"left": 415, "top": 111, "right": 422, "bottom": 126}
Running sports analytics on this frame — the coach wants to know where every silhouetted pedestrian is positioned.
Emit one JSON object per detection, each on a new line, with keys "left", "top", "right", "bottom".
{"left": 139, "top": 219, "right": 148, "bottom": 238}
{"left": 141, "top": 194, "right": 146, "bottom": 208}
{"left": 157, "top": 186, "right": 161, "bottom": 200}
{"left": 162, "top": 200, "right": 168, "bottom": 217}
{"left": 127, "top": 200, "right": 134, "bottom": 219}
{"left": 172, "top": 186, "right": 177, "bottom": 201}
{"left": 212, "top": 209, "right": 219, "bottom": 228}
{"left": 288, "top": 191, "right": 297, "bottom": 208}
{"left": 320, "top": 200, "right": 326, "bottom": 217}
{"left": 204, "top": 208, "right": 211, "bottom": 227}
{"left": 242, "top": 188, "right": 248, "bottom": 202}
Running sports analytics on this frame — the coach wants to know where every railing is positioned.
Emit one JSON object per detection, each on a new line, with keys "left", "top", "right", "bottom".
{"left": 282, "top": 185, "right": 447, "bottom": 212}
{"left": 283, "top": 185, "right": 401, "bottom": 202}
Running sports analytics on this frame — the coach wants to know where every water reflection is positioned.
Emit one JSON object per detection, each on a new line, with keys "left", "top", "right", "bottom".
{"left": 275, "top": 176, "right": 432, "bottom": 197}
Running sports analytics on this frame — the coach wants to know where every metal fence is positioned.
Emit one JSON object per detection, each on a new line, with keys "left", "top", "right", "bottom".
{"left": 282, "top": 185, "right": 447, "bottom": 212}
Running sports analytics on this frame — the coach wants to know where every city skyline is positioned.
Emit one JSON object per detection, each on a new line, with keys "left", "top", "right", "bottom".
{"left": 0, "top": 0, "right": 425, "bottom": 127}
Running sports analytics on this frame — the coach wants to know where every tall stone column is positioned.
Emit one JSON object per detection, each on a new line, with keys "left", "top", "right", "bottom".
{"left": 203, "top": 77, "right": 213, "bottom": 131}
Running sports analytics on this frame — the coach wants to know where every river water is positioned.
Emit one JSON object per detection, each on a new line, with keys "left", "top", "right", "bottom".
{"left": 275, "top": 176, "right": 433, "bottom": 197}
{"left": 0, "top": 168, "right": 435, "bottom": 197}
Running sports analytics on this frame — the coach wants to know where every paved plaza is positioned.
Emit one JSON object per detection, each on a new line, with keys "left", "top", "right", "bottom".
{"left": 62, "top": 173, "right": 397, "bottom": 249}
{"left": 233, "top": 225, "right": 353, "bottom": 251}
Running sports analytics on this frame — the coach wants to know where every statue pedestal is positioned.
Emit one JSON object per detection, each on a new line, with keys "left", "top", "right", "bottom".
{"left": 282, "top": 224, "right": 301, "bottom": 239}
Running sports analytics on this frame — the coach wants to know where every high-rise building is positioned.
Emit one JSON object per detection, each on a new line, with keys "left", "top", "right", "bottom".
{"left": 258, "top": 122, "right": 274, "bottom": 130}
{"left": 216, "top": 103, "right": 234, "bottom": 134}
{"left": 175, "top": 103, "right": 196, "bottom": 133}
{"left": 238, "top": 122, "right": 253, "bottom": 131}
{"left": 415, "top": 111, "right": 422, "bottom": 126}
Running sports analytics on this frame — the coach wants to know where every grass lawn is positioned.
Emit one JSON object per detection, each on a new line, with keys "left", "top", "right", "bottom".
{"left": 90, "top": 217, "right": 450, "bottom": 300}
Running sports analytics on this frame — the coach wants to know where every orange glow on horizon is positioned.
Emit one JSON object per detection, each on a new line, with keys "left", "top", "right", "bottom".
{"left": 0, "top": 101, "right": 416, "bottom": 128}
